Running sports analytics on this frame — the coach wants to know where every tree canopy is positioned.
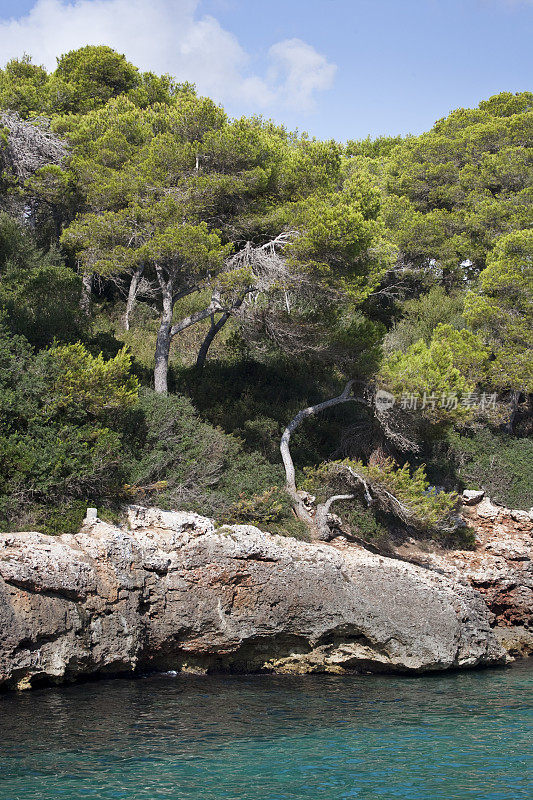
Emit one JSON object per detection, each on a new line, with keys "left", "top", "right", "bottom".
{"left": 0, "top": 46, "right": 530, "bottom": 539}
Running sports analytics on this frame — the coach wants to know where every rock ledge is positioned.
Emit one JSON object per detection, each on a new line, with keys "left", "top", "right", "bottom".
{"left": 0, "top": 506, "right": 506, "bottom": 689}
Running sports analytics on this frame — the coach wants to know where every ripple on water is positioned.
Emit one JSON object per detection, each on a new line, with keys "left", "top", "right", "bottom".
{"left": 0, "top": 660, "right": 531, "bottom": 800}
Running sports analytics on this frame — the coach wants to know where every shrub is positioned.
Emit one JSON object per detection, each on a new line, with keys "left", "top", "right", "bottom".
{"left": 122, "top": 390, "right": 298, "bottom": 529}
{"left": 0, "top": 325, "right": 138, "bottom": 530}
{"left": 303, "top": 456, "right": 458, "bottom": 535}
{"left": 384, "top": 287, "right": 465, "bottom": 352}
{"left": 447, "top": 427, "right": 533, "bottom": 509}
{"left": 219, "top": 486, "right": 287, "bottom": 525}
{"left": 0, "top": 213, "right": 84, "bottom": 347}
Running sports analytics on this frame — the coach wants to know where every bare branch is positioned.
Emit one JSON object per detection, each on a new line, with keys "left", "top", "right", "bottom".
{"left": 374, "top": 408, "right": 421, "bottom": 453}
{"left": 0, "top": 112, "right": 68, "bottom": 183}
{"left": 345, "top": 466, "right": 373, "bottom": 506}
{"left": 279, "top": 382, "right": 368, "bottom": 535}
{"left": 322, "top": 494, "right": 355, "bottom": 514}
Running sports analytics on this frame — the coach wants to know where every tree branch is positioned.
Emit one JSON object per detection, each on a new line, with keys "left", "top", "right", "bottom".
{"left": 279, "top": 381, "right": 367, "bottom": 533}
{"left": 322, "top": 494, "right": 355, "bottom": 514}
{"left": 345, "top": 466, "right": 373, "bottom": 506}
{"left": 170, "top": 291, "right": 223, "bottom": 337}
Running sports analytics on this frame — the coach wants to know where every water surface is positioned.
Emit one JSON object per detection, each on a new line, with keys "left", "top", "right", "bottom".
{"left": 0, "top": 661, "right": 531, "bottom": 799}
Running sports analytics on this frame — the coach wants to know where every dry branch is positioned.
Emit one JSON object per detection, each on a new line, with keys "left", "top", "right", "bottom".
{"left": 0, "top": 112, "right": 68, "bottom": 182}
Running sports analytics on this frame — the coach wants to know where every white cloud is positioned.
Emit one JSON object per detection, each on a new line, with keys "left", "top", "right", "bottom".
{"left": 0, "top": 0, "right": 336, "bottom": 113}
{"left": 268, "top": 38, "right": 337, "bottom": 112}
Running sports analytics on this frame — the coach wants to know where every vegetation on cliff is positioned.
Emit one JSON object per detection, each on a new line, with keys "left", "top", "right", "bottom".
{"left": 0, "top": 46, "right": 530, "bottom": 539}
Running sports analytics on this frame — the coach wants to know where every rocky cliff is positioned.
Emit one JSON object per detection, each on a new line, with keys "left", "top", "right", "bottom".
{"left": 0, "top": 505, "right": 507, "bottom": 690}
{"left": 395, "top": 497, "right": 533, "bottom": 658}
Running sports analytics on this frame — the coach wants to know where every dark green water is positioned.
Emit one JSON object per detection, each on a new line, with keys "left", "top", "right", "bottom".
{"left": 0, "top": 661, "right": 531, "bottom": 800}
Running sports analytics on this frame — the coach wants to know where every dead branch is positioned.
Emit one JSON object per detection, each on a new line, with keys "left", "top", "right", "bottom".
{"left": 0, "top": 112, "right": 68, "bottom": 183}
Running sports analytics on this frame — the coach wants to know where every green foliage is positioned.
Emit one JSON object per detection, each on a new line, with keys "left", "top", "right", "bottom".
{"left": 464, "top": 229, "right": 533, "bottom": 393}
{"left": 0, "top": 56, "right": 49, "bottom": 118}
{"left": 26, "top": 164, "right": 77, "bottom": 223}
{"left": 0, "top": 48, "right": 180, "bottom": 119}
{"left": 0, "top": 213, "right": 83, "bottom": 346}
{"left": 220, "top": 487, "right": 287, "bottom": 525}
{"left": 42, "top": 342, "right": 139, "bottom": 416}
{"left": 384, "top": 287, "right": 465, "bottom": 351}
{"left": 383, "top": 91, "right": 533, "bottom": 281}
{"left": 120, "top": 390, "right": 302, "bottom": 530}
{"left": 344, "top": 503, "right": 390, "bottom": 543}
{"left": 179, "top": 359, "right": 366, "bottom": 464}
{"left": 33, "top": 501, "right": 88, "bottom": 536}
{"left": 0, "top": 47, "right": 529, "bottom": 549}
{"left": 52, "top": 46, "right": 141, "bottom": 112}
{"left": 355, "top": 458, "right": 458, "bottom": 527}
{"left": 446, "top": 427, "right": 533, "bottom": 510}
{"left": 305, "top": 457, "right": 458, "bottom": 533}
{"left": 0, "top": 326, "right": 138, "bottom": 530}
{"left": 346, "top": 134, "right": 405, "bottom": 159}
{"left": 286, "top": 181, "right": 392, "bottom": 302}
{"left": 379, "top": 324, "right": 489, "bottom": 420}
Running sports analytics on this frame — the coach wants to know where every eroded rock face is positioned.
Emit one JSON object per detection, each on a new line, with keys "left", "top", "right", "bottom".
{"left": 396, "top": 503, "right": 533, "bottom": 657}
{"left": 0, "top": 506, "right": 506, "bottom": 689}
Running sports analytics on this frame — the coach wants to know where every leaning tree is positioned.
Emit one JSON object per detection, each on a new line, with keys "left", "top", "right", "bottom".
{"left": 279, "top": 381, "right": 459, "bottom": 541}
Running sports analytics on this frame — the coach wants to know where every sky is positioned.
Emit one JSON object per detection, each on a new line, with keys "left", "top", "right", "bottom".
{"left": 0, "top": 0, "right": 531, "bottom": 141}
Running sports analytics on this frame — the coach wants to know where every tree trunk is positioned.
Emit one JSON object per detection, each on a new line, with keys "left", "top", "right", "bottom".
{"left": 123, "top": 264, "right": 144, "bottom": 331}
{"left": 154, "top": 269, "right": 174, "bottom": 395}
{"left": 153, "top": 283, "right": 225, "bottom": 394}
{"left": 280, "top": 381, "right": 366, "bottom": 538}
{"left": 504, "top": 390, "right": 521, "bottom": 434}
{"left": 314, "top": 494, "right": 355, "bottom": 540}
{"left": 154, "top": 320, "right": 172, "bottom": 394}
{"left": 196, "top": 312, "right": 230, "bottom": 369}
{"left": 80, "top": 271, "right": 93, "bottom": 315}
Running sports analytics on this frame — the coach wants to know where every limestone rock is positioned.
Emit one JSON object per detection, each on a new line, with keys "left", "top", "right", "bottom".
{"left": 0, "top": 507, "right": 506, "bottom": 689}
{"left": 462, "top": 489, "right": 485, "bottom": 505}
{"left": 476, "top": 498, "right": 502, "bottom": 520}
{"left": 494, "top": 626, "right": 533, "bottom": 659}
{"left": 510, "top": 509, "right": 531, "bottom": 524}
{"left": 395, "top": 503, "right": 532, "bottom": 643}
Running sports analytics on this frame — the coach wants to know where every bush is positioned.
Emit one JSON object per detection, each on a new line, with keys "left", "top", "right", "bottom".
{"left": 33, "top": 501, "right": 88, "bottom": 536}
{"left": 0, "top": 213, "right": 84, "bottom": 347}
{"left": 447, "top": 427, "right": 533, "bottom": 509}
{"left": 122, "top": 390, "right": 299, "bottom": 530}
{"left": 384, "top": 287, "right": 465, "bottom": 352}
{"left": 0, "top": 325, "right": 138, "bottom": 530}
{"left": 302, "top": 456, "right": 459, "bottom": 540}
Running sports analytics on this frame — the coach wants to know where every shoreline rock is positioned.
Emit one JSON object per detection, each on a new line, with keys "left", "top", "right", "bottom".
{"left": 0, "top": 505, "right": 507, "bottom": 690}
{"left": 395, "top": 501, "right": 533, "bottom": 658}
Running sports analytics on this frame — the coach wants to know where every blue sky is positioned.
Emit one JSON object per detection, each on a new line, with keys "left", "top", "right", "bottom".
{"left": 0, "top": 0, "right": 531, "bottom": 141}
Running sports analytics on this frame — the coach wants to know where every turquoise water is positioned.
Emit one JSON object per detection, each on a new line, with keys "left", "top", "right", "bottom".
{"left": 0, "top": 661, "right": 531, "bottom": 800}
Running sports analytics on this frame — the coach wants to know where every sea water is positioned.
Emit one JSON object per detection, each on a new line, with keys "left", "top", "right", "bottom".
{"left": 0, "top": 660, "right": 531, "bottom": 800}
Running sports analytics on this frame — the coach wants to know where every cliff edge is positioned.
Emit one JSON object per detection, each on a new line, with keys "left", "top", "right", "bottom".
{"left": 0, "top": 505, "right": 507, "bottom": 690}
